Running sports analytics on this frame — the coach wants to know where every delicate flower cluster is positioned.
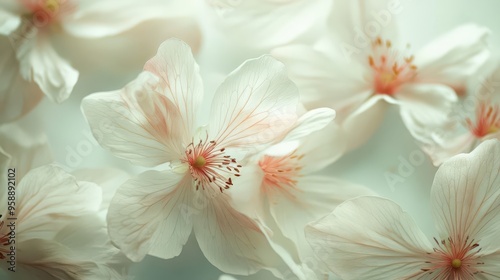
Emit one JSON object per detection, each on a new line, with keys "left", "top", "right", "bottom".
{"left": 1, "top": 0, "right": 499, "bottom": 279}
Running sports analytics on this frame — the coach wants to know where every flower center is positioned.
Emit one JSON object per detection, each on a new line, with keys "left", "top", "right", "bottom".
{"left": 258, "top": 150, "right": 303, "bottom": 198}
{"left": 368, "top": 37, "right": 417, "bottom": 95}
{"left": 416, "top": 236, "right": 484, "bottom": 278}
{"left": 451, "top": 258, "right": 462, "bottom": 269}
{"left": 465, "top": 100, "right": 500, "bottom": 138}
{"left": 184, "top": 138, "right": 241, "bottom": 192}
{"left": 19, "top": 0, "right": 76, "bottom": 26}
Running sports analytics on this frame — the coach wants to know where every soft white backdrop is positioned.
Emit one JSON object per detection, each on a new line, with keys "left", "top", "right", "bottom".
{"left": 11, "top": 0, "right": 500, "bottom": 279}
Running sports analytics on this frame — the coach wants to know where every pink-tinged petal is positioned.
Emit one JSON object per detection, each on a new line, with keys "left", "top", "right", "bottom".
{"left": 415, "top": 24, "right": 491, "bottom": 95}
{"left": 107, "top": 169, "right": 193, "bottom": 262}
{"left": 15, "top": 165, "right": 101, "bottom": 239}
{"left": 270, "top": 176, "right": 375, "bottom": 261}
{"left": 0, "top": 38, "right": 43, "bottom": 124}
{"left": 271, "top": 44, "right": 371, "bottom": 118}
{"left": 342, "top": 94, "right": 393, "bottom": 151}
{"left": 144, "top": 39, "right": 203, "bottom": 138}
{"left": 209, "top": 55, "right": 300, "bottom": 148}
{"left": 205, "top": 0, "right": 331, "bottom": 49}
{"left": 396, "top": 83, "right": 457, "bottom": 143}
{"left": 62, "top": 0, "right": 195, "bottom": 38}
{"left": 305, "top": 196, "right": 433, "bottom": 279}
{"left": 421, "top": 131, "right": 477, "bottom": 166}
{"left": 17, "top": 35, "right": 78, "bottom": 103}
{"left": 81, "top": 72, "right": 185, "bottom": 167}
{"left": 0, "top": 121, "right": 52, "bottom": 180}
{"left": 328, "top": 0, "right": 400, "bottom": 61}
{"left": 192, "top": 192, "right": 283, "bottom": 275}
{"left": 0, "top": 10, "right": 20, "bottom": 35}
{"left": 16, "top": 238, "right": 97, "bottom": 280}
{"left": 431, "top": 139, "right": 500, "bottom": 244}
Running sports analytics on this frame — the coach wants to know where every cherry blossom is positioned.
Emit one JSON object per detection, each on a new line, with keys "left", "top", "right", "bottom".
{"left": 306, "top": 139, "right": 500, "bottom": 279}
{"left": 0, "top": 0, "right": 199, "bottom": 123}
{"left": 81, "top": 38, "right": 335, "bottom": 277}
{"left": 272, "top": 0, "right": 490, "bottom": 150}
{"left": 419, "top": 63, "right": 500, "bottom": 165}
{"left": 0, "top": 164, "right": 128, "bottom": 279}
{"left": 232, "top": 113, "right": 375, "bottom": 279}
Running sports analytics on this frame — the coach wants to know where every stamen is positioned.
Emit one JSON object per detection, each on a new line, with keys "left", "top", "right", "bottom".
{"left": 465, "top": 100, "right": 500, "bottom": 138}
{"left": 183, "top": 135, "right": 240, "bottom": 192}
{"left": 259, "top": 150, "right": 303, "bottom": 199}
{"left": 367, "top": 37, "right": 417, "bottom": 95}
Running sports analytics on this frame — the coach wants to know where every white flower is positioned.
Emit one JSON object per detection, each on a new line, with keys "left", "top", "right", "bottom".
{"left": 233, "top": 114, "right": 375, "bottom": 279}
{"left": 272, "top": 0, "right": 490, "bottom": 150}
{"left": 306, "top": 139, "right": 500, "bottom": 279}
{"left": 81, "top": 39, "right": 334, "bottom": 276}
{"left": 0, "top": 165, "right": 127, "bottom": 279}
{"left": 419, "top": 63, "right": 500, "bottom": 165}
{"left": 0, "top": 0, "right": 198, "bottom": 123}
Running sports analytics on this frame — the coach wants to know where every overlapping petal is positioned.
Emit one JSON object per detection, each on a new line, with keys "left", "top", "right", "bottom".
{"left": 17, "top": 35, "right": 78, "bottom": 103}
{"left": 81, "top": 72, "right": 186, "bottom": 167}
{"left": 107, "top": 169, "right": 193, "bottom": 262}
{"left": 415, "top": 24, "right": 491, "bottom": 94}
{"left": 431, "top": 139, "right": 500, "bottom": 245}
{"left": 306, "top": 196, "right": 433, "bottom": 279}
{"left": 144, "top": 38, "right": 204, "bottom": 139}
{"left": 208, "top": 55, "right": 300, "bottom": 148}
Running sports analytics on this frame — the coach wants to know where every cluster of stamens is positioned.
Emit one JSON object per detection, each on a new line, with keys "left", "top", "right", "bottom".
{"left": 20, "top": 0, "right": 76, "bottom": 26}
{"left": 417, "top": 236, "right": 484, "bottom": 278}
{"left": 184, "top": 137, "right": 241, "bottom": 193}
{"left": 368, "top": 37, "right": 417, "bottom": 95}
{"left": 465, "top": 100, "right": 500, "bottom": 138}
{"left": 258, "top": 150, "right": 304, "bottom": 199}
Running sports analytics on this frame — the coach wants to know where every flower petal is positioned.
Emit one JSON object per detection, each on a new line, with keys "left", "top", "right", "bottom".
{"left": 209, "top": 55, "right": 299, "bottom": 148}
{"left": 342, "top": 94, "right": 392, "bottom": 150}
{"left": 144, "top": 38, "right": 203, "bottom": 138}
{"left": 327, "top": 0, "right": 400, "bottom": 61}
{"left": 266, "top": 108, "right": 336, "bottom": 152}
{"left": 71, "top": 168, "right": 130, "bottom": 220}
{"left": 81, "top": 72, "right": 185, "bottom": 167}
{"left": 415, "top": 24, "right": 491, "bottom": 95}
{"left": 107, "top": 169, "right": 193, "bottom": 262}
{"left": 205, "top": 0, "right": 331, "bottom": 49}
{"left": 0, "top": 121, "right": 52, "bottom": 179}
{"left": 271, "top": 44, "right": 371, "bottom": 117}
{"left": 305, "top": 196, "right": 433, "bottom": 279}
{"left": 17, "top": 35, "right": 78, "bottom": 103}
{"left": 0, "top": 37, "right": 43, "bottom": 123}
{"left": 0, "top": 9, "right": 20, "bottom": 35}
{"left": 15, "top": 165, "right": 101, "bottom": 239}
{"left": 431, "top": 139, "right": 500, "bottom": 244}
{"left": 296, "top": 121, "right": 347, "bottom": 173}
{"left": 421, "top": 131, "right": 477, "bottom": 166}
{"left": 396, "top": 83, "right": 458, "bottom": 142}
{"left": 192, "top": 192, "right": 283, "bottom": 275}
{"left": 17, "top": 238, "right": 100, "bottom": 280}
{"left": 270, "top": 176, "right": 375, "bottom": 260}
{"left": 62, "top": 0, "right": 194, "bottom": 38}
